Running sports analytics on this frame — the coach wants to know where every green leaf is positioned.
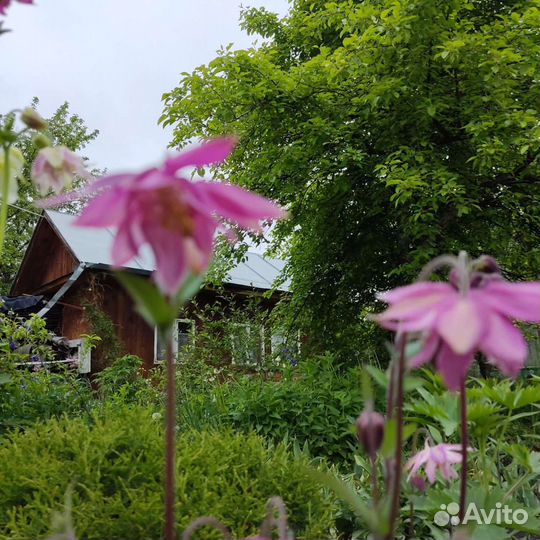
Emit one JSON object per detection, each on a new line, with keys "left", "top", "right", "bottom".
{"left": 0, "top": 372, "right": 11, "bottom": 385}
{"left": 173, "top": 273, "right": 205, "bottom": 308}
{"left": 115, "top": 271, "right": 176, "bottom": 330}
{"left": 306, "top": 466, "right": 383, "bottom": 535}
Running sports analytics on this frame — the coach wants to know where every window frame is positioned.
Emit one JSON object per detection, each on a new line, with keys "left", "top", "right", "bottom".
{"left": 229, "top": 322, "right": 265, "bottom": 366}
{"left": 154, "top": 318, "right": 195, "bottom": 364}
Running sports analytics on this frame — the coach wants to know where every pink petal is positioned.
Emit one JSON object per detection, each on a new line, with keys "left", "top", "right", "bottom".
{"left": 375, "top": 294, "right": 450, "bottom": 325}
{"left": 425, "top": 459, "right": 437, "bottom": 484}
{"left": 477, "top": 281, "right": 540, "bottom": 323}
{"left": 75, "top": 189, "right": 127, "bottom": 227}
{"left": 409, "top": 332, "right": 440, "bottom": 368}
{"left": 406, "top": 454, "right": 426, "bottom": 479}
{"left": 377, "top": 282, "right": 454, "bottom": 304}
{"left": 430, "top": 445, "right": 448, "bottom": 464}
{"left": 192, "top": 213, "right": 217, "bottom": 269}
{"left": 443, "top": 450, "right": 465, "bottom": 464}
{"left": 480, "top": 312, "right": 528, "bottom": 378}
{"left": 132, "top": 168, "right": 174, "bottom": 191}
{"left": 440, "top": 462, "right": 458, "bottom": 481}
{"left": 111, "top": 222, "right": 140, "bottom": 267}
{"left": 377, "top": 309, "right": 438, "bottom": 332}
{"left": 164, "top": 137, "right": 237, "bottom": 174}
{"left": 37, "top": 174, "right": 132, "bottom": 207}
{"left": 435, "top": 344, "right": 474, "bottom": 391}
{"left": 144, "top": 225, "right": 187, "bottom": 296}
{"left": 193, "top": 181, "right": 286, "bottom": 228}
{"left": 437, "top": 298, "right": 484, "bottom": 354}
{"left": 31, "top": 155, "right": 46, "bottom": 178}
{"left": 443, "top": 444, "right": 464, "bottom": 453}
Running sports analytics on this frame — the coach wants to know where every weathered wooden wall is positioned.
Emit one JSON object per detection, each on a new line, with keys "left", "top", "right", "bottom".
{"left": 11, "top": 217, "right": 77, "bottom": 295}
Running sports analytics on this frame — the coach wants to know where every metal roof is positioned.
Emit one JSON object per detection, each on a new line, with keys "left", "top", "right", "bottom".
{"left": 45, "top": 210, "right": 290, "bottom": 292}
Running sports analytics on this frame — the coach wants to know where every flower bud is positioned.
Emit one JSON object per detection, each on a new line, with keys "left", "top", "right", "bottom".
{"left": 356, "top": 410, "right": 385, "bottom": 458}
{"left": 410, "top": 474, "right": 426, "bottom": 493}
{"left": 474, "top": 255, "right": 500, "bottom": 275}
{"left": 21, "top": 107, "right": 47, "bottom": 130}
{"left": 32, "top": 132, "right": 52, "bottom": 150}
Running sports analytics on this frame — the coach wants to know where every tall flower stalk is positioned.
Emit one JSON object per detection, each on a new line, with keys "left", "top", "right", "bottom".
{"left": 0, "top": 142, "right": 11, "bottom": 256}
{"left": 42, "top": 137, "right": 286, "bottom": 538}
{"left": 459, "top": 379, "right": 468, "bottom": 523}
{"left": 372, "top": 252, "right": 539, "bottom": 537}
{"left": 386, "top": 334, "right": 407, "bottom": 540}
{"left": 164, "top": 335, "right": 176, "bottom": 540}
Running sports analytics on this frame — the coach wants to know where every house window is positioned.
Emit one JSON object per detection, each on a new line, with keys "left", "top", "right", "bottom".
{"left": 154, "top": 319, "right": 194, "bottom": 363}
{"left": 230, "top": 323, "right": 264, "bottom": 366}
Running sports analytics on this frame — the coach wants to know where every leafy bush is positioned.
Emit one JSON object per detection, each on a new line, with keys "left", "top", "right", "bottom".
{"left": 95, "top": 354, "right": 160, "bottom": 405}
{"left": 0, "top": 406, "right": 337, "bottom": 540}
{"left": 177, "top": 356, "right": 370, "bottom": 464}
{"left": 0, "top": 312, "right": 57, "bottom": 366}
{"left": 0, "top": 368, "right": 93, "bottom": 435}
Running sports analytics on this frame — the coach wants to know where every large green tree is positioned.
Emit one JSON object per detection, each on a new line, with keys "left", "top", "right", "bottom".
{"left": 0, "top": 99, "right": 99, "bottom": 293}
{"left": 161, "top": 0, "right": 540, "bottom": 359}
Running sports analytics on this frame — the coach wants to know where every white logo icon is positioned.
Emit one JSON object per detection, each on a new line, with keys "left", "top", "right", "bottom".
{"left": 434, "top": 503, "right": 460, "bottom": 526}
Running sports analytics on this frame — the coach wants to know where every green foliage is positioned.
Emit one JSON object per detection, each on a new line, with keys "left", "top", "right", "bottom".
{"left": 94, "top": 355, "right": 160, "bottom": 405}
{"left": 0, "top": 407, "right": 337, "bottom": 540}
{"left": 0, "top": 368, "right": 92, "bottom": 436}
{"left": 0, "top": 311, "right": 93, "bottom": 434}
{"left": 82, "top": 301, "right": 124, "bottom": 371}
{"left": 177, "top": 356, "right": 369, "bottom": 464}
{"left": 0, "top": 98, "right": 98, "bottom": 293}
{"left": 327, "top": 368, "right": 540, "bottom": 538}
{"left": 0, "top": 311, "right": 56, "bottom": 366}
{"left": 161, "top": 0, "right": 540, "bottom": 361}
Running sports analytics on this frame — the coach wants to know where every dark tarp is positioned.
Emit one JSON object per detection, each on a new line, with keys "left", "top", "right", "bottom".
{"left": 1, "top": 295, "right": 44, "bottom": 314}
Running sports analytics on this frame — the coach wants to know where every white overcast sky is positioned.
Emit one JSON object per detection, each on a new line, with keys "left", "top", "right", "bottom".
{"left": 1, "top": 0, "right": 290, "bottom": 172}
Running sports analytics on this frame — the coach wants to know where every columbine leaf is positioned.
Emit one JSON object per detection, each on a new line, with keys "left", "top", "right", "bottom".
{"left": 306, "top": 467, "right": 383, "bottom": 535}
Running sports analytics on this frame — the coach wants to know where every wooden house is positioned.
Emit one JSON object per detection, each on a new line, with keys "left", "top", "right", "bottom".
{"left": 10, "top": 210, "right": 290, "bottom": 372}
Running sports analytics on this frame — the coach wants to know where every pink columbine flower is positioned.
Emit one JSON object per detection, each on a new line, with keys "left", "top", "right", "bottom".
{"left": 0, "top": 0, "right": 33, "bottom": 16}
{"left": 31, "top": 146, "right": 90, "bottom": 195}
{"left": 40, "top": 138, "right": 286, "bottom": 296}
{"left": 374, "top": 254, "right": 540, "bottom": 390}
{"left": 406, "top": 442, "right": 468, "bottom": 484}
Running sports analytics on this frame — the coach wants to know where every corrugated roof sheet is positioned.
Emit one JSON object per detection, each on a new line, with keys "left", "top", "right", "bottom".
{"left": 45, "top": 210, "right": 290, "bottom": 292}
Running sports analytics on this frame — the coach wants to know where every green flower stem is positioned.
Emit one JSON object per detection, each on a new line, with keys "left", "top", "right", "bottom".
{"left": 386, "top": 333, "right": 407, "bottom": 539}
{"left": 0, "top": 143, "right": 11, "bottom": 258}
{"left": 384, "top": 358, "right": 397, "bottom": 492}
{"left": 459, "top": 379, "right": 468, "bottom": 523}
{"left": 164, "top": 331, "right": 176, "bottom": 540}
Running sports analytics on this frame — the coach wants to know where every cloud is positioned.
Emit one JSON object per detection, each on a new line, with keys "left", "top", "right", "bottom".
{"left": 1, "top": 0, "right": 289, "bottom": 171}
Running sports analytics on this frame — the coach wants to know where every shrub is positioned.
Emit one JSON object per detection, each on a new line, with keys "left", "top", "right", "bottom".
{"left": 177, "top": 356, "right": 370, "bottom": 464}
{"left": 0, "top": 367, "right": 93, "bottom": 435}
{"left": 94, "top": 355, "right": 160, "bottom": 405}
{"left": 0, "top": 406, "right": 336, "bottom": 539}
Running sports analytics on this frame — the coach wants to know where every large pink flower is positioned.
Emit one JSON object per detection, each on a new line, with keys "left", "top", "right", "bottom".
{"left": 41, "top": 138, "right": 286, "bottom": 296}
{"left": 406, "top": 442, "right": 466, "bottom": 484}
{"left": 375, "top": 262, "right": 540, "bottom": 389}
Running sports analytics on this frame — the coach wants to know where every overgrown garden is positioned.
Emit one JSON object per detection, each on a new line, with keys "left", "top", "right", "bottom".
{"left": 1, "top": 1, "right": 539, "bottom": 539}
